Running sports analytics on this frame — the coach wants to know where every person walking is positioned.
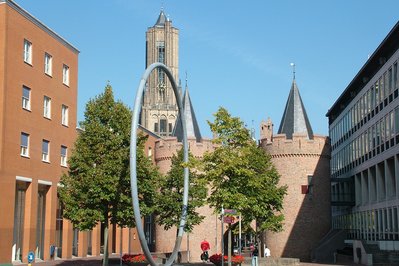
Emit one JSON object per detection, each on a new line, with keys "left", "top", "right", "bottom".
{"left": 264, "top": 246, "right": 270, "bottom": 258}
{"left": 251, "top": 246, "right": 259, "bottom": 266}
{"left": 200, "top": 239, "right": 210, "bottom": 262}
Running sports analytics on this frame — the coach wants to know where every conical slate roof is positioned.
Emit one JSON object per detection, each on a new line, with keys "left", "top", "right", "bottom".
{"left": 154, "top": 10, "right": 167, "bottom": 27}
{"left": 172, "top": 88, "right": 202, "bottom": 142}
{"left": 278, "top": 79, "right": 314, "bottom": 139}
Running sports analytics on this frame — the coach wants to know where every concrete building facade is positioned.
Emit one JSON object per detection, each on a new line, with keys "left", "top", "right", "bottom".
{"left": 260, "top": 78, "right": 331, "bottom": 261}
{"left": 327, "top": 21, "right": 399, "bottom": 265}
{"left": 0, "top": 0, "right": 78, "bottom": 264}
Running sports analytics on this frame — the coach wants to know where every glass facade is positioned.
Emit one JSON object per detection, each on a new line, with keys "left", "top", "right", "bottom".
{"left": 329, "top": 51, "right": 399, "bottom": 244}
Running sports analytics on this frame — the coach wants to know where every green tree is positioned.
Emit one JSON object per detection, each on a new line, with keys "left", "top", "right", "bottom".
{"left": 59, "top": 85, "right": 158, "bottom": 266}
{"left": 156, "top": 148, "right": 208, "bottom": 233}
{"left": 203, "top": 107, "right": 287, "bottom": 233}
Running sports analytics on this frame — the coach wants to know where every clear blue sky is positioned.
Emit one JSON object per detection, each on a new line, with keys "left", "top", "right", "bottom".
{"left": 16, "top": 0, "right": 399, "bottom": 138}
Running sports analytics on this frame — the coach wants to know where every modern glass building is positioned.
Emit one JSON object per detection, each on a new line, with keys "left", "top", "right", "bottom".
{"left": 327, "top": 21, "right": 399, "bottom": 264}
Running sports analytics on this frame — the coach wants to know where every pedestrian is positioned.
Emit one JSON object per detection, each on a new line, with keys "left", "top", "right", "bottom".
{"left": 200, "top": 239, "right": 210, "bottom": 262}
{"left": 264, "top": 246, "right": 270, "bottom": 258}
{"left": 251, "top": 246, "right": 259, "bottom": 266}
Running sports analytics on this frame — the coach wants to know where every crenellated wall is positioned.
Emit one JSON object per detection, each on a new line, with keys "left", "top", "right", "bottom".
{"left": 261, "top": 133, "right": 331, "bottom": 262}
{"left": 155, "top": 137, "right": 214, "bottom": 175}
{"left": 260, "top": 133, "right": 330, "bottom": 157}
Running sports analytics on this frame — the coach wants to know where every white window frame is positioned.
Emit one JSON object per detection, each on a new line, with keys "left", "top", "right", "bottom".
{"left": 60, "top": 146, "right": 67, "bottom": 166}
{"left": 42, "top": 140, "right": 50, "bottom": 162}
{"left": 20, "top": 133, "right": 29, "bottom": 157}
{"left": 44, "top": 53, "right": 52, "bottom": 76}
{"left": 61, "top": 105, "right": 69, "bottom": 126}
{"left": 24, "top": 39, "right": 32, "bottom": 64}
{"left": 22, "top": 86, "right": 31, "bottom": 110}
{"left": 43, "top": 96, "right": 51, "bottom": 119}
{"left": 62, "top": 64, "right": 69, "bottom": 86}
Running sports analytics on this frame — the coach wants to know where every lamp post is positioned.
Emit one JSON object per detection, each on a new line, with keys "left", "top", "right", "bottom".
{"left": 221, "top": 206, "right": 224, "bottom": 266}
{"left": 239, "top": 214, "right": 242, "bottom": 255}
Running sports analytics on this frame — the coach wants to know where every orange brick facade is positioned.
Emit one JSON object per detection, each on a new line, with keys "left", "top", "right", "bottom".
{"left": 0, "top": 0, "right": 78, "bottom": 264}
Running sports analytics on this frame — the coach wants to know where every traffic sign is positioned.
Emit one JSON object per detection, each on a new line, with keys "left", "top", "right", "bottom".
{"left": 27, "top": 251, "right": 35, "bottom": 263}
{"left": 224, "top": 209, "right": 237, "bottom": 214}
{"left": 223, "top": 216, "right": 235, "bottom": 224}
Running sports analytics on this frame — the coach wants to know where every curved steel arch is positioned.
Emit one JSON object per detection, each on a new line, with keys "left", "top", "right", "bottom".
{"left": 130, "top": 62, "right": 189, "bottom": 266}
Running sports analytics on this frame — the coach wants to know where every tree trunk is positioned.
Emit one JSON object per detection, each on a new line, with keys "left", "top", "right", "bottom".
{"left": 103, "top": 219, "right": 109, "bottom": 266}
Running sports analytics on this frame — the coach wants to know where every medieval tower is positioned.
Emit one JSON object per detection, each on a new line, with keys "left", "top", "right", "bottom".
{"left": 260, "top": 74, "right": 331, "bottom": 261}
{"left": 139, "top": 9, "right": 217, "bottom": 262}
{"left": 140, "top": 9, "right": 180, "bottom": 136}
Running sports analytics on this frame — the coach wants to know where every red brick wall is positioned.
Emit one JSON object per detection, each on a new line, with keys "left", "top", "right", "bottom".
{"left": 262, "top": 134, "right": 331, "bottom": 262}
{"left": 154, "top": 137, "right": 220, "bottom": 262}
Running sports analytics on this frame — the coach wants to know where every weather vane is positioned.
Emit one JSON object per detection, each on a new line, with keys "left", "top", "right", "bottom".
{"left": 290, "top": 62, "right": 296, "bottom": 80}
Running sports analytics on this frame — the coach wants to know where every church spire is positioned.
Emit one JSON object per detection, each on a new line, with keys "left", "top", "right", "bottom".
{"left": 154, "top": 9, "right": 167, "bottom": 26}
{"left": 172, "top": 78, "right": 202, "bottom": 142}
{"left": 277, "top": 66, "right": 313, "bottom": 139}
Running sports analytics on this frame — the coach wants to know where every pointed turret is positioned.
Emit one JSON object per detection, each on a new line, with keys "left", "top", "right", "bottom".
{"left": 278, "top": 78, "right": 314, "bottom": 139}
{"left": 154, "top": 9, "right": 168, "bottom": 27}
{"left": 172, "top": 83, "right": 202, "bottom": 142}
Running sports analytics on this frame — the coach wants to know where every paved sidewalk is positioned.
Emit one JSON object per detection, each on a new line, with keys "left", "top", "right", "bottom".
{"left": 13, "top": 256, "right": 360, "bottom": 266}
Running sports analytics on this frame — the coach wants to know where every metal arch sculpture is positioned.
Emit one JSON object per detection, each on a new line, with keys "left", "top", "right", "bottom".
{"left": 130, "top": 62, "right": 189, "bottom": 266}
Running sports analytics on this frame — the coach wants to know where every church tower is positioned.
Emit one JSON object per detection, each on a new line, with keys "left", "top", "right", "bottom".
{"left": 141, "top": 9, "right": 180, "bottom": 136}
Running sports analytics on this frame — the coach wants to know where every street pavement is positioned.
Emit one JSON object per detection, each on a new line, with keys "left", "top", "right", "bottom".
{"left": 12, "top": 255, "right": 361, "bottom": 266}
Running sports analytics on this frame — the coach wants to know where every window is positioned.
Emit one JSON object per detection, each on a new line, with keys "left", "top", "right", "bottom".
{"left": 157, "top": 42, "right": 165, "bottom": 85}
{"left": 60, "top": 146, "right": 67, "bottom": 166}
{"left": 307, "top": 175, "right": 313, "bottom": 196}
{"left": 395, "top": 107, "right": 399, "bottom": 134}
{"left": 154, "top": 123, "right": 158, "bottom": 133}
{"left": 375, "top": 81, "right": 379, "bottom": 104}
{"left": 394, "top": 62, "right": 398, "bottom": 90}
{"left": 43, "top": 96, "right": 51, "bottom": 119}
{"left": 42, "top": 140, "right": 50, "bottom": 162}
{"left": 62, "top": 65, "right": 69, "bottom": 86}
{"left": 22, "top": 86, "right": 31, "bottom": 110}
{"left": 44, "top": 53, "right": 52, "bottom": 76}
{"left": 20, "top": 133, "right": 29, "bottom": 157}
{"left": 61, "top": 105, "right": 68, "bottom": 126}
{"left": 389, "top": 68, "right": 393, "bottom": 93}
{"left": 160, "top": 119, "right": 167, "bottom": 135}
{"left": 23, "top": 39, "right": 32, "bottom": 64}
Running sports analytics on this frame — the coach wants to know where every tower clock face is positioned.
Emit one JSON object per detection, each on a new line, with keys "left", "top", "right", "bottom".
{"left": 158, "top": 82, "right": 166, "bottom": 91}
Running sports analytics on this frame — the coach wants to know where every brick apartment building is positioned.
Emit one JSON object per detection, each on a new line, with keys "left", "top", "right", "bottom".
{"left": 0, "top": 0, "right": 78, "bottom": 264}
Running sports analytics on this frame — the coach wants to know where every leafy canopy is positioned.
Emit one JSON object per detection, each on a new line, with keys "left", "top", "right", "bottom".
{"left": 203, "top": 107, "right": 287, "bottom": 232}
{"left": 59, "top": 84, "right": 159, "bottom": 230}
